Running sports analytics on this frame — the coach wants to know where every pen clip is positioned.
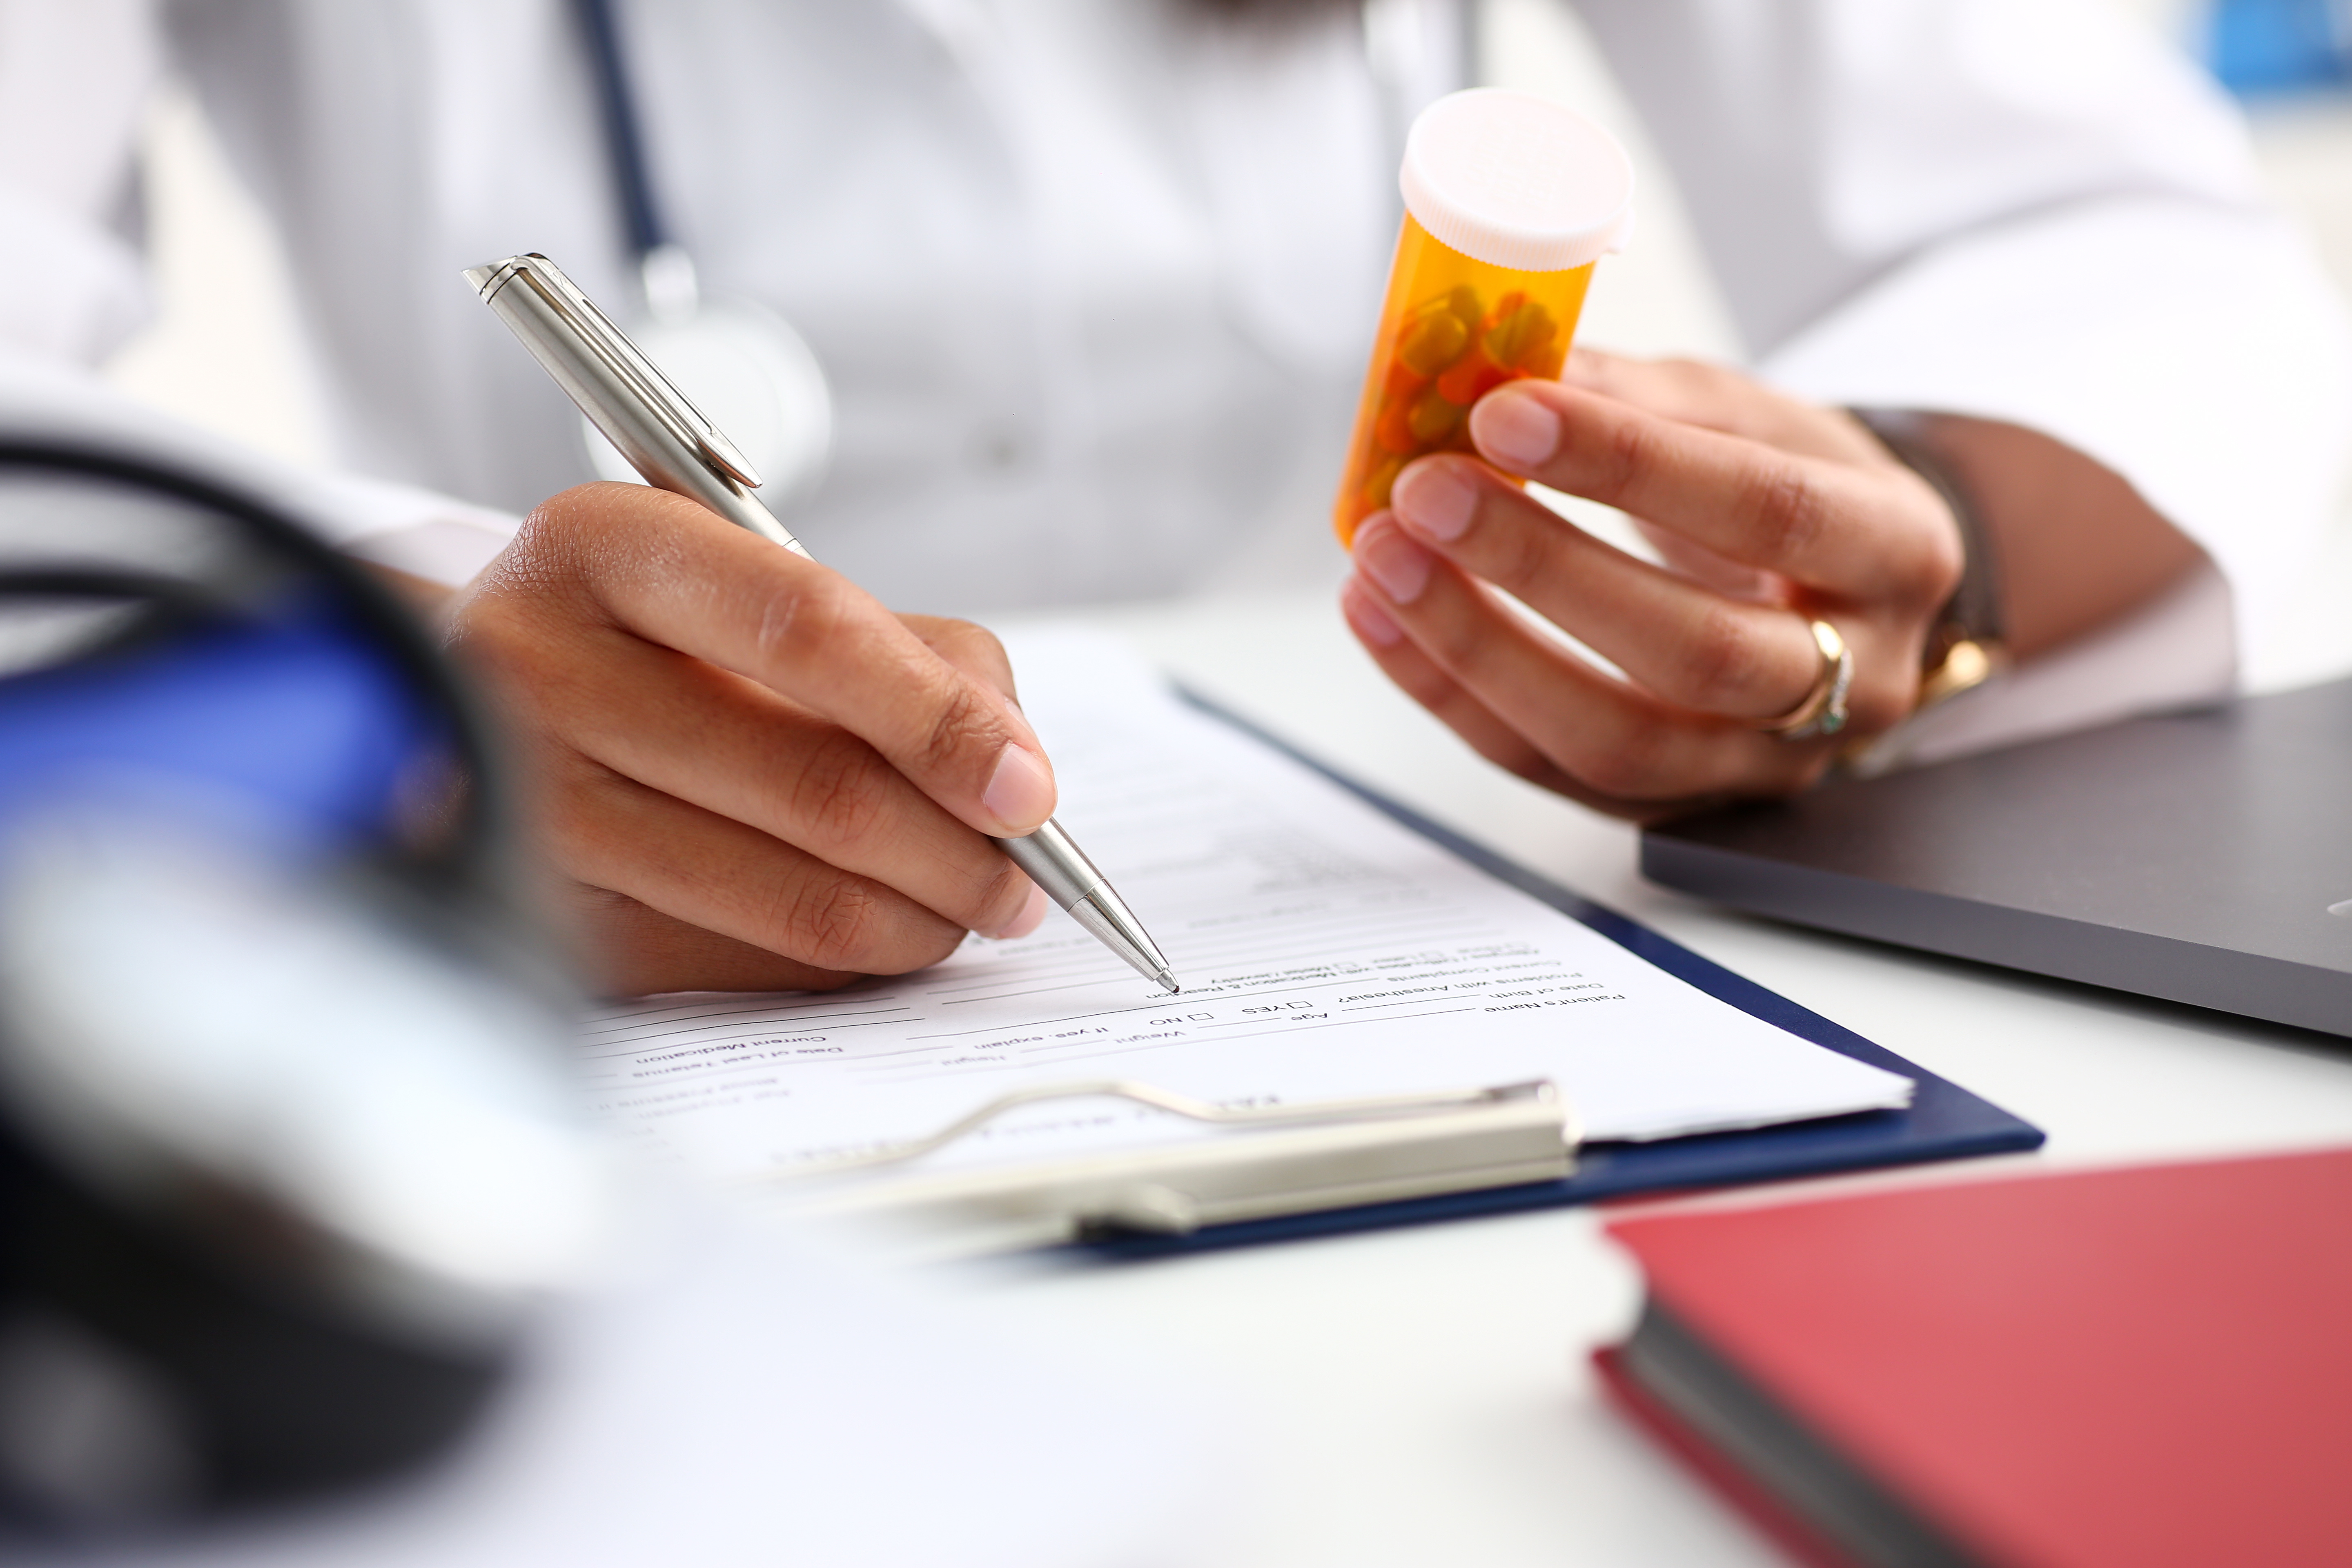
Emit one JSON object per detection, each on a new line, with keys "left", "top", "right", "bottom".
{"left": 486, "top": 253, "right": 764, "bottom": 490}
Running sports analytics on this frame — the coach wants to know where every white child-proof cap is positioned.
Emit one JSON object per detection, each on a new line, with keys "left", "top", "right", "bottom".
{"left": 1400, "top": 89, "right": 1635, "bottom": 274}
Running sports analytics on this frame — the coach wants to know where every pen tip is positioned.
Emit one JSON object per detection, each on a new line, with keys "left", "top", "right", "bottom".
{"left": 1156, "top": 969, "right": 1181, "bottom": 995}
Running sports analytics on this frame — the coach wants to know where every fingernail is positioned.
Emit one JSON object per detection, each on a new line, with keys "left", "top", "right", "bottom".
{"left": 1340, "top": 575, "right": 1405, "bottom": 646}
{"left": 988, "top": 881, "right": 1048, "bottom": 940}
{"left": 1474, "top": 389, "right": 1560, "bottom": 470}
{"left": 981, "top": 744, "right": 1055, "bottom": 833}
{"left": 1392, "top": 462, "right": 1477, "bottom": 541}
{"left": 1354, "top": 522, "right": 1433, "bottom": 605}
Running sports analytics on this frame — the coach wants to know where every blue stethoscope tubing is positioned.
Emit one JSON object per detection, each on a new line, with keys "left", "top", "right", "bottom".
{"left": 567, "top": 0, "right": 834, "bottom": 506}
{"left": 574, "top": 0, "right": 670, "bottom": 266}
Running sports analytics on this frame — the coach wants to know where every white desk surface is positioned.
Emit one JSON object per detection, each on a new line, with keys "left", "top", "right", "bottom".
{"left": 55, "top": 587, "right": 2352, "bottom": 1568}
{"left": 954, "top": 588, "right": 2352, "bottom": 1568}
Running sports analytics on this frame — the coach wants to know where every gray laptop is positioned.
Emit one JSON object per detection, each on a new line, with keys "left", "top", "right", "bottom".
{"left": 1640, "top": 677, "right": 2352, "bottom": 1038}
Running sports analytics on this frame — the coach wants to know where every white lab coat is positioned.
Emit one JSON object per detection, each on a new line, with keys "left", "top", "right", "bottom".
{"left": 3, "top": 0, "right": 2349, "bottom": 708}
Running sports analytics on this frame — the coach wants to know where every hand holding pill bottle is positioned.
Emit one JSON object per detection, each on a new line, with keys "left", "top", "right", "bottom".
{"left": 1334, "top": 90, "right": 1635, "bottom": 544}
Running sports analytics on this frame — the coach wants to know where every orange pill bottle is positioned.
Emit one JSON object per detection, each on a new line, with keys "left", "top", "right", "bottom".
{"left": 1334, "top": 90, "right": 1635, "bottom": 544}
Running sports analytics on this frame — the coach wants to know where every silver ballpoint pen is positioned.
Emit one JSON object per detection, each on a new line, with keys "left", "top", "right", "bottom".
{"left": 462, "top": 253, "right": 1179, "bottom": 993}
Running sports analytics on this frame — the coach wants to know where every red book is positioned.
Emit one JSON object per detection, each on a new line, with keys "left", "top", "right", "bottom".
{"left": 1597, "top": 1149, "right": 2352, "bottom": 1568}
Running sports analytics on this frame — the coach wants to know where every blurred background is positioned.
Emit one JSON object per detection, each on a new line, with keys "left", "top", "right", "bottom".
{"left": 101, "top": 0, "right": 2352, "bottom": 691}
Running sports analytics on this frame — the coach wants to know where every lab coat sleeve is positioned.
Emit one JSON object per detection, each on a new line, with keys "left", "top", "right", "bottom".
{"left": 0, "top": 0, "right": 516, "bottom": 586}
{"left": 1571, "top": 0, "right": 2352, "bottom": 695}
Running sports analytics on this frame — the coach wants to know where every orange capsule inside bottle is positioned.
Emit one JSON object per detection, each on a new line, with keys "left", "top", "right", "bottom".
{"left": 1333, "top": 91, "right": 1633, "bottom": 546}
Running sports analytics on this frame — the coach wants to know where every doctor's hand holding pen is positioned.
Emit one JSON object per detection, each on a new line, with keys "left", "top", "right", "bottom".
{"left": 437, "top": 481, "right": 1055, "bottom": 996}
{"left": 432, "top": 254, "right": 1179, "bottom": 1004}
{"left": 1339, "top": 347, "right": 2209, "bottom": 820}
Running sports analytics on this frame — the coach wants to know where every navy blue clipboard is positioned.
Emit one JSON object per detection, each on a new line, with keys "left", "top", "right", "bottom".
{"left": 1083, "top": 693, "right": 2045, "bottom": 1260}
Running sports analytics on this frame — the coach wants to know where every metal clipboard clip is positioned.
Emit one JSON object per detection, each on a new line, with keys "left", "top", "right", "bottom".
{"left": 764, "top": 1079, "right": 1579, "bottom": 1254}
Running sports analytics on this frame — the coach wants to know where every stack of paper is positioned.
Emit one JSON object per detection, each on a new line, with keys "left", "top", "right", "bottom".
{"left": 585, "top": 632, "right": 1910, "bottom": 1188}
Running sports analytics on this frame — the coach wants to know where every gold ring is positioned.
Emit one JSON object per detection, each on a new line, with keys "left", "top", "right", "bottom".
{"left": 1754, "top": 618, "right": 1853, "bottom": 740}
